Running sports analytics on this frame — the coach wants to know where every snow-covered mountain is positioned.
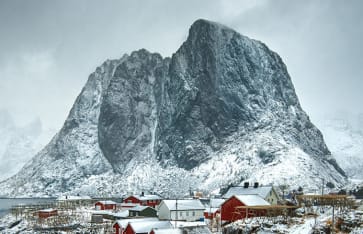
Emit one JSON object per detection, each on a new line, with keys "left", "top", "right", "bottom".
{"left": 0, "top": 19, "right": 346, "bottom": 197}
{"left": 0, "top": 110, "right": 55, "bottom": 181}
{"left": 316, "top": 114, "right": 363, "bottom": 179}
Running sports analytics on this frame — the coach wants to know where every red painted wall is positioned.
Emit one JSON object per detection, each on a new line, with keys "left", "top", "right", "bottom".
{"left": 38, "top": 210, "right": 58, "bottom": 219}
{"left": 95, "top": 202, "right": 116, "bottom": 210}
{"left": 123, "top": 224, "right": 136, "bottom": 234}
{"left": 204, "top": 210, "right": 220, "bottom": 219}
{"left": 123, "top": 196, "right": 161, "bottom": 208}
{"left": 113, "top": 223, "right": 121, "bottom": 234}
{"left": 221, "top": 196, "right": 266, "bottom": 221}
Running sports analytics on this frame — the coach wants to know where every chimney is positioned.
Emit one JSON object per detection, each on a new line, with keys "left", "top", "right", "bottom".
{"left": 254, "top": 182, "right": 259, "bottom": 188}
{"left": 244, "top": 182, "right": 249, "bottom": 188}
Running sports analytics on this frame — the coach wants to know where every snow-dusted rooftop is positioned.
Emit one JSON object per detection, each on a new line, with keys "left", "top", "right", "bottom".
{"left": 114, "top": 217, "right": 158, "bottom": 228}
{"left": 38, "top": 208, "right": 57, "bottom": 212}
{"left": 233, "top": 195, "right": 270, "bottom": 206}
{"left": 129, "top": 205, "right": 155, "bottom": 212}
{"left": 223, "top": 186, "right": 274, "bottom": 199}
{"left": 96, "top": 200, "right": 117, "bottom": 205}
{"left": 161, "top": 199, "right": 205, "bottom": 211}
{"left": 128, "top": 220, "right": 172, "bottom": 233}
{"left": 129, "top": 194, "right": 162, "bottom": 201}
{"left": 151, "top": 228, "right": 182, "bottom": 234}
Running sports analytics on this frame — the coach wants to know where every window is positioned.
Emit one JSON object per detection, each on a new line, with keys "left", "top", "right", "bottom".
{"left": 192, "top": 211, "right": 195, "bottom": 216}
{"left": 186, "top": 211, "right": 189, "bottom": 216}
{"left": 180, "top": 212, "right": 183, "bottom": 217}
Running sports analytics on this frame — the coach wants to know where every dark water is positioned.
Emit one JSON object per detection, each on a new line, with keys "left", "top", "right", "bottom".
{"left": 0, "top": 198, "right": 54, "bottom": 218}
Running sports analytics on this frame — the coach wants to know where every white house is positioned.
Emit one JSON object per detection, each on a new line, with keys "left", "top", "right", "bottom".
{"left": 158, "top": 199, "right": 205, "bottom": 222}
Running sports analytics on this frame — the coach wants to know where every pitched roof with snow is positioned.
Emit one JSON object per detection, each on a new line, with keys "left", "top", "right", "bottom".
{"left": 128, "top": 220, "right": 172, "bottom": 233}
{"left": 130, "top": 194, "right": 163, "bottom": 201}
{"left": 152, "top": 228, "right": 182, "bottom": 234}
{"left": 233, "top": 195, "right": 270, "bottom": 206}
{"left": 96, "top": 200, "right": 117, "bottom": 205}
{"left": 161, "top": 199, "right": 205, "bottom": 211}
{"left": 129, "top": 205, "right": 155, "bottom": 212}
{"left": 209, "top": 198, "right": 225, "bottom": 208}
{"left": 222, "top": 186, "right": 274, "bottom": 199}
{"left": 114, "top": 217, "right": 158, "bottom": 228}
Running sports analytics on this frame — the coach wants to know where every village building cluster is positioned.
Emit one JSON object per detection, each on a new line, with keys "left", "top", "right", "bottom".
{"left": 5, "top": 182, "right": 363, "bottom": 233}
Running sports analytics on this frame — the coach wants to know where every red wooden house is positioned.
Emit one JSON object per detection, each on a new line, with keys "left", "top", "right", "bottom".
{"left": 123, "top": 193, "right": 162, "bottom": 208}
{"left": 38, "top": 208, "right": 58, "bottom": 219}
{"left": 221, "top": 195, "right": 270, "bottom": 222}
{"left": 113, "top": 218, "right": 158, "bottom": 234}
{"left": 95, "top": 200, "right": 117, "bottom": 210}
{"left": 123, "top": 220, "right": 171, "bottom": 234}
{"left": 204, "top": 208, "right": 220, "bottom": 219}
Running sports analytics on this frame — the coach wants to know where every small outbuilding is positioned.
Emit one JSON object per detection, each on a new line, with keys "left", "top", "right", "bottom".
{"left": 38, "top": 208, "right": 58, "bottom": 219}
{"left": 123, "top": 193, "right": 162, "bottom": 208}
{"left": 95, "top": 200, "right": 117, "bottom": 210}
{"left": 129, "top": 205, "right": 157, "bottom": 217}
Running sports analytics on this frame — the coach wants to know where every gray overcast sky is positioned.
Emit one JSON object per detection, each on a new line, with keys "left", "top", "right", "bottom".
{"left": 0, "top": 0, "right": 362, "bottom": 130}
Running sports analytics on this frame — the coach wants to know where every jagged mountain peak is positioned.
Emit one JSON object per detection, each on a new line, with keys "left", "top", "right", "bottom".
{"left": 0, "top": 20, "right": 346, "bottom": 197}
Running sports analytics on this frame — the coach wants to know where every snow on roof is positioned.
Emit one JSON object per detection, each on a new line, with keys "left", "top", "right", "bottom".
{"left": 114, "top": 217, "right": 158, "bottom": 228}
{"left": 209, "top": 198, "right": 225, "bottom": 208}
{"left": 161, "top": 199, "right": 205, "bottom": 211}
{"left": 38, "top": 208, "right": 57, "bottom": 212}
{"left": 234, "top": 195, "right": 270, "bottom": 206}
{"left": 129, "top": 205, "right": 154, "bottom": 212}
{"left": 56, "top": 195, "right": 92, "bottom": 200}
{"left": 152, "top": 228, "right": 182, "bottom": 234}
{"left": 96, "top": 200, "right": 117, "bottom": 205}
{"left": 129, "top": 220, "right": 172, "bottom": 233}
{"left": 111, "top": 210, "right": 129, "bottom": 218}
{"left": 130, "top": 194, "right": 162, "bottom": 201}
{"left": 223, "top": 186, "right": 273, "bottom": 199}
{"left": 171, "top": 221, "right": 207, "bottom": 228}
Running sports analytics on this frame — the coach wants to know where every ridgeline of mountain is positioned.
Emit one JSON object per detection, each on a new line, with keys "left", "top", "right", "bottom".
{"left": 0, "top": 19, "right": 346, "bottom": 197}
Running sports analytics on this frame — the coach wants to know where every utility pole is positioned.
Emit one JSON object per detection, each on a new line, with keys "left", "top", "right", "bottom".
{"left": 321, "top": 178, "right": 325, "bottom": 195}
{"left": 175, "top": 199, "right": 178, "bottom": 229}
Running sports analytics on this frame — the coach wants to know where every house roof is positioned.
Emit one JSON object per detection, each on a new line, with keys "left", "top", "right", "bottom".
{"left": 129, "top": 205, "right": 155, "bottom": 212}
{"left": 114, "top": 217, "right": 158, "bottom": 228}
{"left": 96, "top": 200, "right": 117, "bottom": 205}
{"left": 152, "top": 228, "right": 182, "bottom": 234}
{"left": 160, "top": 199, "right": 205, "bottom": 211}
{"left": 222, "top": 186, "right": 274, "bottom": 199}
{"left": 170, "top": 221, "right": 207, "bottom": 228}
{"left": 128, "top": 194, "right": 162, "bottom": 201}
{"left": 209, "top": 198, "right": 225, "bottom": 208}
{"left": 38, "top": 208, "right": 57, "bottom": 212}
{"left": 128, "top": 220, "right": 172, "bottom": 233}
{"left": 233, "top": 195, "right": 270, "bottom": 206}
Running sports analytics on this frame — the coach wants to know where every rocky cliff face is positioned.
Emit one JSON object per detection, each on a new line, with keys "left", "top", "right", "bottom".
{"left": 0, "top": 19, "right": 346, "bottom": 197}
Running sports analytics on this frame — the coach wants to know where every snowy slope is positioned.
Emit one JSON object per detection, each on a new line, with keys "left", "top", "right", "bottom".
{"left": 0, "top": 19, "right": 347, "bottom": 197}
{"left": 316, "top": 115, "right": 363, "bottom": 179}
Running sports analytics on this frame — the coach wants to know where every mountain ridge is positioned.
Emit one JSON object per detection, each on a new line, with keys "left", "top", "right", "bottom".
{"left": 0, "top": 19, "right": 346, "bottom": 197}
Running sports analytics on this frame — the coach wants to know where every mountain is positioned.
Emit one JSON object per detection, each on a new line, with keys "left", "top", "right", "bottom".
{"left": 0, "top": 19, "right": 346, "bottom": 197}
{"left": 0, "top": 110, "right": 55, "bottom": 181}
{"left": 316, "top": 114, "right": 363, "bottom": 180}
